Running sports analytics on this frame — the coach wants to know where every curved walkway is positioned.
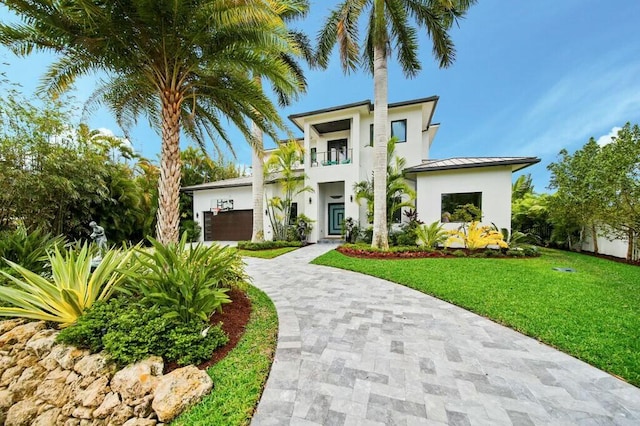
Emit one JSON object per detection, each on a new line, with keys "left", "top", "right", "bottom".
{"left": 247, "top": 244, "right": 640, "bottom": 425}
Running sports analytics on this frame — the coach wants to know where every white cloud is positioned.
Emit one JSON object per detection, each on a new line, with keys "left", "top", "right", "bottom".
{"left": 596, "top": 126, "right": 622, "bottom": 146}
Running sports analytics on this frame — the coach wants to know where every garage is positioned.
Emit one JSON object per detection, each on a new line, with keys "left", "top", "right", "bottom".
{"left": 203, "top": 209, "right": 253, "bottom": 241}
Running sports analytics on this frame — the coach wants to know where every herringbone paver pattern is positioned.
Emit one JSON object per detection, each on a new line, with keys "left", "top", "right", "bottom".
{"left": 249, "top": 244, "right": 640, "bottom": 425}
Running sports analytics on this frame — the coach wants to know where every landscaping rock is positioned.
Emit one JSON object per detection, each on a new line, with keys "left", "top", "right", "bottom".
{"left": 151, "top": 366, "right": 213, "bottom": 422}
{"left": 0, "top": 319, "right": 26, "bottom": 336}
{"left": 106, "top": 404, "right": 133, "bottom": 425}
{"left": 0, "top": 321, "right": 45, "bottom": 347}
{"left": 5, "top": 399, "right": 38, "bottom": 426}
{"left": 74, "top": 353, "right": 115, "bottom": 377}
{"left": 92, "top": 392, "right": 120, "bottom": 419}
{"left": 110, "top": 357, "right": 162, "bottom": 404}
{"left": 26, "top": 329, "right": 59, "bottom": 358}
{"left": 0, "top": 320, "right": 213, "bottom": 426}
{"left": 77, "top": 376, "right": 109, "bottom": 407}
{"left": 32, "top": 407, "right": 62, "bottom": 426}
{"left": 122, "top": 418, "right": 157, "bottom": 426}
{"left": 35, "top": 379, "right": 73, "bottom": 406}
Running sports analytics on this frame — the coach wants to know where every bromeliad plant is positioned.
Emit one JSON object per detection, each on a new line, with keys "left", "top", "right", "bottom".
{"left": 446, "top": 221, "right": 508, "bottom": 250}
{"left": 128, "top": 234, "right": 246, "bottom": 323}
{"left": 0, "top": 224, "right": 66, "bottom": 277}
{"left": 0, "top": 244, "right": 136, "bottom": 327}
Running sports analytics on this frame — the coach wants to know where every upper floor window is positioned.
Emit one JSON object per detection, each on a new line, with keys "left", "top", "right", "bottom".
{"left": 391, "top": 120, "right": 407, "bottom": 143}
{"left": 369, "top": 124, "right": 374, "bottom": 146}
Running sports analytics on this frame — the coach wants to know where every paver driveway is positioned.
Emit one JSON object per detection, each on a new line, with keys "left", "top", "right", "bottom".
{"left": 247, "top": 243, "right": 640, "bottom": 425}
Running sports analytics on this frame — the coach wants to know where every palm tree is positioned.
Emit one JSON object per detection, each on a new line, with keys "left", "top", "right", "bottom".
{"left": 317, "top": 0, "right": 476, "bottom": 249}
{"left": 354, "top": 138, "right": 416, "bottom": 227}
{"left": 1, "top": 0, "right": 306, "bottom": 244}
{"left": 264, "top": 140, "right": 313, "bottom": 240}
{"left": 251, "top": 1, "right": 314, "bottom": 243}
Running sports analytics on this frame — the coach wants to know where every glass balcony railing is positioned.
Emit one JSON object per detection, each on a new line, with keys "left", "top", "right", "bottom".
{"left": 310, "top": 149, "right": 353, "bottom": 167}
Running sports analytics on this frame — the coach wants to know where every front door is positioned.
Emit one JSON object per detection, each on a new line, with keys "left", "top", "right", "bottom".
{"left": 328, "top": 203, "right": 345, "bottom": 235}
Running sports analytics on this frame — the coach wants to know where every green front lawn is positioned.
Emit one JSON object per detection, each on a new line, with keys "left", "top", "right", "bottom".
{"left": 173, "top": 285, "right": 278, "bottom": 425}
{"left": 238, "top": 247, "right": 298, "bottom": 259}
{"left": 312, "top": 248, "right": 640, "bottom": 387}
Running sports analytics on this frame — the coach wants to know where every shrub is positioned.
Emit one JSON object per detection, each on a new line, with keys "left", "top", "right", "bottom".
{"left": 128, "top": 234, "right": 245, "bottom": 322}
{"left": 237, "top": 240, "right": 302, "bottom": 250}
{"left": 0, "top": 244, "right": 137, "bottom": 327}
{"left": 58, "top": 297, "right": 228, "bottom": 367}
{"left": 179, "top": 220, "right": 202, "bottom": 243}
{"left": 360, "top": 227, "right": 373, "bottom": 244}
{"left": 452, "top": 249, "right": 467, "bottom": 257}
{"left": 0, "top": 225, "right": 66, "bottom": 277}
{"left": 416, "top": 221, "right": 448, "bottom": 249}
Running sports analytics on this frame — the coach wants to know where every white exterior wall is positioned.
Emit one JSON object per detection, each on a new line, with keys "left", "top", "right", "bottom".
{"left": 416, "top": 166, "right": 513, "bottom": 231}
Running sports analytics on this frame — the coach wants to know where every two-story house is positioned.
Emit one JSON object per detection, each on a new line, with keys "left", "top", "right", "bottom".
{"left": 182, "top": 96, "right": 540, "bottom": 243}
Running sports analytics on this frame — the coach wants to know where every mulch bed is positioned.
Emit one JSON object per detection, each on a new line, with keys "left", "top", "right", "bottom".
{"left": 164, "top": 288, "right": 252, "bottom": 373}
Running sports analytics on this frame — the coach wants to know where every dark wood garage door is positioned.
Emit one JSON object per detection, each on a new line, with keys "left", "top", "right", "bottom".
{"left": 203, "top": 210, "right": 253, "bottom": 241}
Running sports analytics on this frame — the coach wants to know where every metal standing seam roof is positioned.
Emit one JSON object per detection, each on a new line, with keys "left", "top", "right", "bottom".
{"left": 181, "top": 171, "right": 304, "bottom": 193}
{"left": 404, "top": 157, "right": 541, "bottom": 173}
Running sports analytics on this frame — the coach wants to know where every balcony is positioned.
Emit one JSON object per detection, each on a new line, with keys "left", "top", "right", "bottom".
{"left": 311, "top": 149, "right": 353, "bottom": 167}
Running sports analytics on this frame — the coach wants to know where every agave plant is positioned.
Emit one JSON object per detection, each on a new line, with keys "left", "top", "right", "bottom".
{"left": 415, "top": 221, "right": 449, "bottom": 249}
{"left": 0, "top": 244, "right": 136, "bottom": 327}
{"left": 446, "top": 221, "right": 508, "bottom": 250}
{"left": 128, "top": 234, "right": 246, "bottom": 323}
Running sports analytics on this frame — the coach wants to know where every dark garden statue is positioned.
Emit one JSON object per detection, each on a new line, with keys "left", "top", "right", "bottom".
{"left": 344, "top": 217, "right": 356, "bottom": 243}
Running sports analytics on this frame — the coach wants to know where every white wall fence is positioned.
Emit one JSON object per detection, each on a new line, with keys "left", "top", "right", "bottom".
{"left": 582, "top": 228, "right": 639, "bottom": 261}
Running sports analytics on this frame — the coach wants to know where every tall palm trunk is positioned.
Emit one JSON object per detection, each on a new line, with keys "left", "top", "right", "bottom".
{"left": 251, "top": 74, "right": 265, "bottom": 242}
{"left": 371, "top": 43, "right": 389, "bottom": 250}
{"left": 251, "top": 122, "right": 265, "bottom": 242}
{"left": 156, "top": 89, "right": 183, "bottom": 244}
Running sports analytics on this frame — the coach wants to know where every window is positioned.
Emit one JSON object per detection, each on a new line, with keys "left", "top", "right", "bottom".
{"left": 391, "top": 120, "right": 407, "bottom": 143}
{"left": 369, "top": 124, "right": 374, "bottom": 146}
{"left": 391, "top": 196, "right": 403, "bottom": 224}
{"left": 310, "top": 148, "right": 317, "bottom": 163}
{"left": 289, "top": 202, "right": 298, "bottom": 224}
{"left": 441, "top": 192, "right": 482, "bottom": 223}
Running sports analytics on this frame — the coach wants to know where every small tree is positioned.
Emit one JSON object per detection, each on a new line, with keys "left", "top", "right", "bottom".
{"left": 264, "top": 141, "right": 313, "bottom": 241}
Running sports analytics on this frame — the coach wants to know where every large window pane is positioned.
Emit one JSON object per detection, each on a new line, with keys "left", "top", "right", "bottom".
{"left": 441, "top": 192, "right": 482, "bottom": 222}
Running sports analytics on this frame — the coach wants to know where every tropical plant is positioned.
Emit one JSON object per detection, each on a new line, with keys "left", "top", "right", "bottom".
{"left": 416, "top": 221, "right": 449, "bottom": 249}
{"left": 0, "top": 225, "right": 66, "bottom": 277}
{"left": 354, "top": 138, "right": 416, "bottom": 227}
{"left": 1, "top": 0, "right": 307, "bottom": 244}
{"left": 0, "top": 244, "right": 136, "bottom": 327}
{"left": 57, "top": 297, "right": 228, "bottom": 367}
{"left": 317, "top": 0, "right": 476, "bottom": 249}
{"left": 251, "top": 0, "right": 315, "bottom": 243}
{"left": 265, "top": 141, "right": 313, "bottom": 241}
{"left": 446, "top": 221, "right": 508, "bottom": 250}
{"left": 128, "top": 234, "right": 245, "bottom": 322}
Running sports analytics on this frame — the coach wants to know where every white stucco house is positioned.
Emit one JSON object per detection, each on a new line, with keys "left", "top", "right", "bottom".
{"left": 182, "top": 96, "right": 540, "bottom": 242}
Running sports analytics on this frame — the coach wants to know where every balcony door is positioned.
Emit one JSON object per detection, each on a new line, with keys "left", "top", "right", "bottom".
{"left": 327, "top": 139, "right": 347, "bottom": 163}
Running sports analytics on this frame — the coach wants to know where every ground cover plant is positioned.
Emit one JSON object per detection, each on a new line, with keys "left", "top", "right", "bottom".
{"left": 312, "top": 248, "right": 640, "bottom": 387}
{"left": 172, "top": 285, "right": 278, "bottom": 426}
{"left": 237, "top": 240, "right": 303, "bottom": 250}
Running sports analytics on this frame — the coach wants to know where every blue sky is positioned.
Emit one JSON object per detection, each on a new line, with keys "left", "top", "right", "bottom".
{"left": 1, "top": 0, "right": 640, "bottom": 192}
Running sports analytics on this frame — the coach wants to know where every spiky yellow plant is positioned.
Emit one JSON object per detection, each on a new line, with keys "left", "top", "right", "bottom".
{"left": 0, "top": 245, "right": 136, "bottom": 327}
{"left": 446, "top": 221, "right": 508, "bottom": 250}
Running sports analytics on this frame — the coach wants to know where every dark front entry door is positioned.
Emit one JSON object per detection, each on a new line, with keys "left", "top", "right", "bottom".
{"left": 328, "top": 203, "right": 345, "bottom": 235}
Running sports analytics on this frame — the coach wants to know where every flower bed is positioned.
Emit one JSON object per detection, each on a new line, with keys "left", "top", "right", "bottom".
{"left": 337, "top": 243, "right": 539, "bottom": 259}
